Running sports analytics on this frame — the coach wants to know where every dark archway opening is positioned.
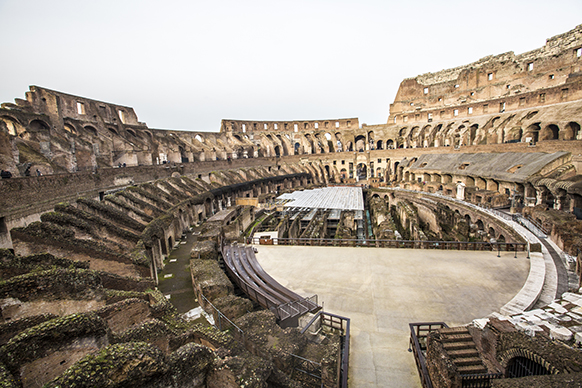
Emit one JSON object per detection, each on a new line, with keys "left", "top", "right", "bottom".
{"left": 506, "top": 356, "right": 550, "bottom": 378}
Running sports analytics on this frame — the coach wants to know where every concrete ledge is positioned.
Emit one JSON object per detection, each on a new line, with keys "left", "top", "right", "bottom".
{"left": 501, "top": 252, "right": 545, "bottom": 315}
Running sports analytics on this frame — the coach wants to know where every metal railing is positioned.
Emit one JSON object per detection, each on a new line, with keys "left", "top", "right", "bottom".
{"left": 199, "top": 292, "right": 245, "bottom": 341}
{"left": 289, "top": 353, "right": 322, "bottom": 384}
{"left": 200, "top": 293, "right": 330, "bottom": 387}
{"left": 461, "top": 372, "right": 504, "bottom": 388}
{"left": 252, "top": 236, "right": 527, "bottom": 252}
{"left": 276, "top": 295, "right": 319, "bottom": 321}
{"left": 409, "top": 322, "right": 449, "bottom": 388}
{"left": 519, "top": 214, "right": 548, "bottom": 238}
{"left": 301, "top": 311, "right": 351, "bottom": 388}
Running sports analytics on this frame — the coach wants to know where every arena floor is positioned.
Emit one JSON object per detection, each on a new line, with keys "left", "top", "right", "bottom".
{"left": 254, "top": 245, "right": 530, "bottom": 388}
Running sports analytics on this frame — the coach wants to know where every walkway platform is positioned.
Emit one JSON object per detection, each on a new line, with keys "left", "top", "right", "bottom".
{"left": 277, "top": 186, "right": 364, "bottom": 211}
{"left": 222, "top": 244, "right": 320, "bottom": 327}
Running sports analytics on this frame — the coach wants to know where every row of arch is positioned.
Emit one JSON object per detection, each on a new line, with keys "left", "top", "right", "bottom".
{"left": 252, "top": 120, "right": 581, "bottom": 159}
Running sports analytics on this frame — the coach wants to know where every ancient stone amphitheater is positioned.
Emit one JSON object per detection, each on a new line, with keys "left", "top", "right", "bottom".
{"left": 0, "top": 24, "right": 582, "bottom": 388}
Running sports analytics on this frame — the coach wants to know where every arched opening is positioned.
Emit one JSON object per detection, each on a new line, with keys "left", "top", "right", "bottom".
{"left": 476, "top": 220, "right": 484, "bottom": 231}
{"left": 540, "top": 124, "right": 559, "bottom": 140}
{"left": 469, "top": 124, "right": 479, "bottom": 145}
{"left": 464, "top": 214, "right": 471, "bottom": 224}
{"left": 345, "top": 141, "right": 353, "bottom": 152}
{"left": 2, "top": 117, "right": 26, "bottom": 137}
{"left": 545, "top": 190, "right": 556, "bottom": 208}
{"left": 368, "top": 131, "right": 375, "bottom": 150}
{"left": 386, "top": 139, "right": 394, "bottom": 149}
{"left": 294, "top": 142, "right": 301, "bottom": 155}
{"left": 356, "top": 163, "right": 367, "bottom": 180}
{"left": 29, "top": 119, "right": 50, "bottom": 132}
{"left": 562, "top": 122, "right": 580, "bottom": 140}
{"left": 108, "top": 127, "right": 118, "bottom": 136}
{"left": 376, "top": 140, "right": 383, "bottom": 150}
{"left": 274, "top": 145, "right": 281, "bottom": 157}
{"left": 127, "top": 129, "right": 137, "bottom": 137}
{"left": 179, "top": 146, "right": 188, "bottom": 163}
{"left": 523, "top": 123, "right": 540, "bottom": 143}
{"left": 63, "top": 123, "right": 77, "bottom": 135}
{"left": 84, "top": 125, "right": 98, "bottom": 136}
{"left": 276, "top": 135, "right": 289, "bottom": 155}
{"left": 340, "top": 168, "right": 347, "bottom": 180}
{"left": 324, "top": 132, "right": 333, "bottom": 151}
{"left": 324, "top": 165, "right": 330, "bottom": 177}
{"left": 335, "top": 133, "right": 343, "bottom": 152}
{"left": 409, "top": 127, "right": 420, "bottom": 147}
{"left": 488, "top": 227, "right": 496, "bottom": 237}
{"left": 505, "top": 356, "right": 550, "bottom": 378}
{"left": 355, "top": 135, "right": 366, "bottom": 152}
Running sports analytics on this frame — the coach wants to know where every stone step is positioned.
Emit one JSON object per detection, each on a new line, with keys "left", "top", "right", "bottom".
{"left": 441, "top": 334, "right": 474, "bottom": 343}
{"left": 457, "top": 365, "right": 488, "bottom": 375}
{"left": 453, "top": 357, "right": 483, "bottom": 367}
{"left": 443, "top": 341, "right": 475, "bottom": 350}
{"left": 447, "top": 348, "right": 479, "bottom": 358}
{"left": 439, "top": 327, "right": 470, "bottom": 335}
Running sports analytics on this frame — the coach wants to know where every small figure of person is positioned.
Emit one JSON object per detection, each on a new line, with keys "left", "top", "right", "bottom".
{"left": 36, "top": 169, "right": 42, "bottom": 176}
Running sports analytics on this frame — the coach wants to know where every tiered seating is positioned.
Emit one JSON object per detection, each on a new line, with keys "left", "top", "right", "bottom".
{"left": 222, "top": 245, "right": 319, "bottom": 325}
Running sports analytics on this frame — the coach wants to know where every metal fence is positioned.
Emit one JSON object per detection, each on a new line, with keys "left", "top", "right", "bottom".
{"left": 408, "top": 322, "right": 449, "bottom": 388}
{"left": 199, "top": 293, "right": 245, "bottom": 341}
{"left": 252, "top": 236, "right": 527, "bottom": 252}
{"left": 461, "top": 372, "right": 504, "bottom": 388}
{"left": 199, "top": 292, "right": 334, "bottom": 387}
{"left": 301, "top": 311, "right": 351, "bottom": 388}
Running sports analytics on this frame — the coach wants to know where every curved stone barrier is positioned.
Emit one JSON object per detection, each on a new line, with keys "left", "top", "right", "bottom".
{"left": 387, "top": 188, "right": 548, "bottom": 316}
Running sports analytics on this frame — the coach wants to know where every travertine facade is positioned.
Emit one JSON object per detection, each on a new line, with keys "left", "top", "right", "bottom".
{"left": 0, "top": 24, "right": 582, "bottom": 388}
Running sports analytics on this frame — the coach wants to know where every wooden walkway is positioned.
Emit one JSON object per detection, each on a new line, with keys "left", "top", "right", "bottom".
{"left": 222, "top": 244, "right": 320, "bottom": 327}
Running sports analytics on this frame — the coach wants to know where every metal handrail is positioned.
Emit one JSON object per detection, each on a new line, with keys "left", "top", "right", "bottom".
{"left": 252, "top": 236, "right": 527, "bottom": 252}
{"left": 409, "top": 322, "right": 449, "bottom": 388}
{"left": 199, "top": 292, "right": 245, "bottom": 340}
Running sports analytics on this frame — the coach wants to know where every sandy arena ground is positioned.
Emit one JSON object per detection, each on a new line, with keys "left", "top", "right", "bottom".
{"left": 254, "top": 245, "right": 530, "bottom": 388}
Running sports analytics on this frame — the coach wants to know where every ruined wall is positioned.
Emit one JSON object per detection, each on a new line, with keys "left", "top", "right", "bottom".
{"left": 389, "top": 24, "right": 582, "bottom": 125}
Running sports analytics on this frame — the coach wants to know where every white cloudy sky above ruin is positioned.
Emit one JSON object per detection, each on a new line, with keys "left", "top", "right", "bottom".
{"left": 1, "top": 0, "right": 581, "bottom": 132}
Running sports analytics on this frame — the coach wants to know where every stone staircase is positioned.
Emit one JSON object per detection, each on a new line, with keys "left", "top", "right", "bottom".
{"left": 440, "top": 327, "right": 488, "bottom": 375}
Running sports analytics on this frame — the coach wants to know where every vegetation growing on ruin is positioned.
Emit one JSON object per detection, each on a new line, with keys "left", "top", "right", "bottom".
{"left": 11, "top": 221, "right": 133, "bottom": 264}
{"left": 0, "top": 268, "right": 104, "bottom": 301}
{"left": 126, "top": 186, "right": 173, "bottom": 210}
{"left": 76, "top": 198, "right": 145, "bottom": 233}
{"left": 43, "top": 342, "right": 167, "bottom": 388}
{"left": 141, "top": 182, "right": 179, "bottom": 206}
{"left": 54, "top": 203, "right": 140, "bottom": 243}
{"left": 1, "top": 312, "right": 108, "bottom": 373}
{"left": 40, "top": 211, "right": 94, "bottom": 235}
{"left": 104, "top": 195, "right": 153, "bottom": 223}
{"left": 116, "top": 191, "right": 164, "bottom": 217}
{"left": 0, "top": 250, "right": 88, "bottom": 280}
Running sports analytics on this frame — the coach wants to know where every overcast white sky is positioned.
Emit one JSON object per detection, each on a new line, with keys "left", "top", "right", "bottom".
{"left": 1, "top": 1, "right": 581, "bottom": 132}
